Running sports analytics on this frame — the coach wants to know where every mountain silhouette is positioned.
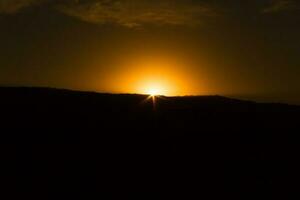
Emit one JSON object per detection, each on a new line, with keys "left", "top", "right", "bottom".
{"left": 1, "top": 87, "right": 299, "bottom": 200}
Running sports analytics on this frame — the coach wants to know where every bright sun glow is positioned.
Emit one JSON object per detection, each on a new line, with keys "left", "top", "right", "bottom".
{"left": 147, "top": 87, "right": 161, "bottom": 96}
{"left": 103, "top": 54, "right": 205, "bottom": 96}
{"left": 142, "top": 81, "right": 169, "bottom": 96}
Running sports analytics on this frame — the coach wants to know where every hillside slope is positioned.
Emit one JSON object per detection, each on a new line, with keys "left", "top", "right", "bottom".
{"left": 1, "top": 87, "right": 299, "bottom": 199}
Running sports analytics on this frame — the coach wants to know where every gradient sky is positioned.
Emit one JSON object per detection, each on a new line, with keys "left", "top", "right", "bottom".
{"left": 0, "top": 0, "right": 299, "bottom": 103}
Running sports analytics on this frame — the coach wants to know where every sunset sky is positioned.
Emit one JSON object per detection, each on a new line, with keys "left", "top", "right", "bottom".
{"left": 0, "top": 0, "right": 299, "bottom": 103}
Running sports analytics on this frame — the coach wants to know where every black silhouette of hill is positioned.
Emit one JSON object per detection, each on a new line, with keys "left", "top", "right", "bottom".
{"left": 1, "top": 87, "right": 299, "bottom": 200}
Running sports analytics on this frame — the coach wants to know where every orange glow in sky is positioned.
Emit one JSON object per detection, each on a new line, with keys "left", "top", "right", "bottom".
{"left": 104, "top": 55, "right": 203, "bottom": 96}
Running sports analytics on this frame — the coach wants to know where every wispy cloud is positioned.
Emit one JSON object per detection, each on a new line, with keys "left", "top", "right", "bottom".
{"left": 262, "top": 0, "right": 298, "bottom": 14}
{"left": 0, "top": 0, "right": 42, "bottom": 14}
{"left": 57, "top": 0, "right": 218, "bottom": 27}
{"left": 0, "top": 0, "right": 219, "bottom": 27}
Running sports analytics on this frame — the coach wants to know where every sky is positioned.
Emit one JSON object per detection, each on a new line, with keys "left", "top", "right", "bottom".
{"left": 0, "top": 0, "right": 299, "bottom": 103}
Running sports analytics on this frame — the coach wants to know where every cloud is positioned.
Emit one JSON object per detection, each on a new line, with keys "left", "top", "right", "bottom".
{"left": 57, "top": 0, "right": 218, "bottom": 27}
{"left": 0, "top": 0, "right": 218, "bottom": 27}
{"left": 0, "top": 0, "right": 42, "bottom": 14}
{"left": 262, "top": 0, "right": 298, "bottom": 14}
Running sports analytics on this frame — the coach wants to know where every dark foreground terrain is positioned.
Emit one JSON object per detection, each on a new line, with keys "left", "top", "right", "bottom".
{"left": 1, "top": 87, "right": 299, "bottom": 199}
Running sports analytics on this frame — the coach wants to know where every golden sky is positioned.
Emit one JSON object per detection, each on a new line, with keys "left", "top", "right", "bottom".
{"left": 0, "top": 0, "right": 300, "bottom": 103}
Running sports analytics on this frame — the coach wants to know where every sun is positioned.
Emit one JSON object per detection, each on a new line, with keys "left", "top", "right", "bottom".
{"left": 102, "top": 53, "right": 205, "bottom": 96}
{"left": 143, "top": 82, "right": 167, "bottom": 96}
{"left": 147, "top": 88, "right": 160, "bottom": 96}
